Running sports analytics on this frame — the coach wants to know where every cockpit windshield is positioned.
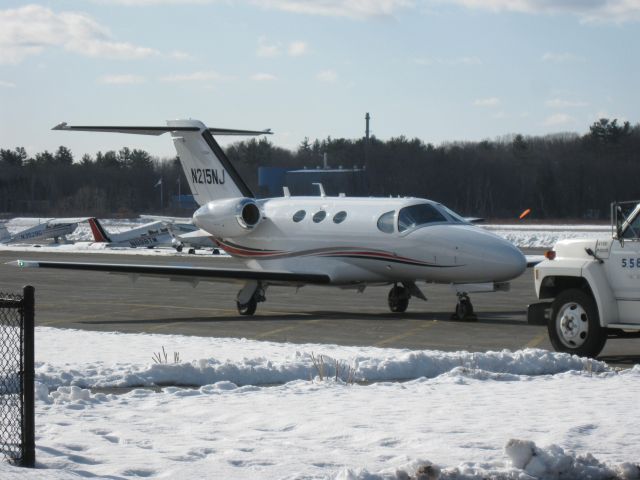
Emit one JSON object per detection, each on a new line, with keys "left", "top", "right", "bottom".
{"left": 437, "top": 204, "right": 471, "bottom": 224}
{"left": 398, "top": 203, "right": 447, "bottom": 232}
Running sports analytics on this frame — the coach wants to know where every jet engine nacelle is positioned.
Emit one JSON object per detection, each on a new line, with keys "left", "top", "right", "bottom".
{"left": 193, "top": 197, "right": 262, "bottom": 237}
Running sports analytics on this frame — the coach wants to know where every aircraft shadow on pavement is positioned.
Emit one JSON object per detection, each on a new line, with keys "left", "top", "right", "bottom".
{"left": 77, "top": 309, "right": 528, "bottom": 326}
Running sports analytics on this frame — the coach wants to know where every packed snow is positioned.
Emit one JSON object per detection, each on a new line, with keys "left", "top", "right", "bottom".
{"left": 1, "top": 328, "right": 639, "bottom": 479}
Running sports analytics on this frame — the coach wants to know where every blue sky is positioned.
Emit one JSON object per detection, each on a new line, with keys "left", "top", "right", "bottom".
{"left": 1, "top": 0, "right": 639, "bottom": 159}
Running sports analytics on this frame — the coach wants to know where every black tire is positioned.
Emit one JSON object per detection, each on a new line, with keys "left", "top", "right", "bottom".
{"left": 188, "top": 248, "right": 196, "bottom": 255}
{"left": 455, "top": 298, "right": 475, "bottom": 320}
{"left": 175, "top": 245, "right": 183, "bottom": 253}
{"left": 237, "top": 297, "right": 257, "bottom": 316}
{"left": 388, "top": 286, "right": 409, "bottom": 313}
{"left": 548, "top": 288, "right": 606, "bottom": 358}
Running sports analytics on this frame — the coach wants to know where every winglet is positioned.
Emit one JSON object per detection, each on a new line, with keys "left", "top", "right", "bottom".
{"left": 52, "top": 122, "right": 68, "bottom": 131}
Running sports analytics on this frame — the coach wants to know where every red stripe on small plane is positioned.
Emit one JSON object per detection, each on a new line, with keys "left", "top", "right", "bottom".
{"left": 88, "top": 218, "right": 110, "bottom": 243}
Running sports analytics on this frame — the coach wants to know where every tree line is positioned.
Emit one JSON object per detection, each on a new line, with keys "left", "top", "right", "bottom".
{"left": 1, "top": 118, "right": 638, "bottom": 219}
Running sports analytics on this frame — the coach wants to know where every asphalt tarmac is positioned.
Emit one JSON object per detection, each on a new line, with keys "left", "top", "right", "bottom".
{"left": 1, "top": 250, "right": 638, "bottom": 365}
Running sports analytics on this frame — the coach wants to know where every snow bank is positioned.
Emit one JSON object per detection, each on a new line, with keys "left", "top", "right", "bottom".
{"left": 34, "top": 327, "right": 611, "bottom": 389}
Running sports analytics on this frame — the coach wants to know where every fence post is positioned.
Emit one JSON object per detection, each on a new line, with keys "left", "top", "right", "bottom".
{"left": 22, "top": 285, "right": 35, "bottom": 468}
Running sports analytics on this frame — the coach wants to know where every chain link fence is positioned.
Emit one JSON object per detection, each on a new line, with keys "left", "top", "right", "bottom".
{"left": 0, "top": 286, "right": 35, "bottom": 467}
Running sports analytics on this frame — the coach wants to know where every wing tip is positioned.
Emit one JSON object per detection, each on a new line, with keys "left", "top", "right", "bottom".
{"left": 7, "top": 260, "right": 40, "bottom": 268}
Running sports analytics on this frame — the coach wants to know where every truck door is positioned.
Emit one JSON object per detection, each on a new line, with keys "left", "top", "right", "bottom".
{"left": 605, "top": 203, "right": 640, "bottom": 324}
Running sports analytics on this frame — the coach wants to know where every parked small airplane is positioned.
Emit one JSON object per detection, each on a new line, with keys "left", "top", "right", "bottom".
{"left": 139, "top": 215, "right": 218, "bottom": 253}
{"left": 12, "top": 120, "right": 528, "bottom": 319}
{"left": 0, "top": 218, "right": 81, "bottom": 244}
{"left": 88, "top": 218, "right": 173, "bottom": 248}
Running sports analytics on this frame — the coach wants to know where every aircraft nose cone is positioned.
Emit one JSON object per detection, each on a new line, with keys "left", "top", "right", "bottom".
{"left": 487, "top": 240, "right": 527, "bottom": 281}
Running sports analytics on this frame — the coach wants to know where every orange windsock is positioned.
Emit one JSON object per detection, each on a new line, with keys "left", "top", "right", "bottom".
{"left": 519, "top": 208, "right": 531, "bottom": 220}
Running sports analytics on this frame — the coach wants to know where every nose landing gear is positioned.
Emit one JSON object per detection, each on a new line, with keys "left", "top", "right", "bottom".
{"left": 452, "top": 293, "right": 476, "bottom": 321}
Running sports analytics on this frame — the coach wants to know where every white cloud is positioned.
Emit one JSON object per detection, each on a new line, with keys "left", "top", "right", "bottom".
{"left": 288, "top": 41, "right": 308, "bottom": 56}
{"left": 168, "top": 50, "right": 194, "bottom": 61}
{"left": 541, "top": 52, "right": 585, "bottom": 63}
{"left": 0, "top": 80, "right": 16, "bottom": 88}
{"left": 545, "top": 98, "right": 588, "bottom": 108}
{"left": 544, "top": 113, "right": 575, "bottom": 126}
{"left": 0, "top": 4, "right": 159, "bottom": 65}
{"left": 438, "top": 0, "right": 640, "bottom": 23}
{"left": 159, "top": 71, "right": 228, "bottom": 82}
{"left": 257, "top": 36, "right": 281, "bottom": 57}
{"left": 316, "top": 69, "right": 338, "bottom": 83}
{"left": 473, "top": 97, "right": 500, "bottom": 107}
{"left": 251, "top": 73, "right": 277, "bottom": 81}
{"left": 99, "top": 74, "right": 146, "bottom": 85}
{"left": 251, "top": 0, "right": 413, "bottom": 18}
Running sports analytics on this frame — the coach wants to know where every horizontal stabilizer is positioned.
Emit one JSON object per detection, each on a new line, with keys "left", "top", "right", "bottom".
{"left": 53, "top": 123, "right": 272, "bottom": 136}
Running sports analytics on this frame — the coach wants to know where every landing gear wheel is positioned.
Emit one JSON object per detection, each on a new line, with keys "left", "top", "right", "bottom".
{"left": 388, "top": 285, "right": 409, "bottom": 313}
{"left": 451, "top": 295, "right": 476, "bottom": 321}
{"left": 549, "top": 289, "right": 605, "bottom": 358}
{"left": 237, "top": 296, "right": 257, "bottom": 316}
{"left": 188, "top": 248, "right": 196, "bottom": 255}
{"left": 175, "top": 245, "right": 183, "bottom": 253}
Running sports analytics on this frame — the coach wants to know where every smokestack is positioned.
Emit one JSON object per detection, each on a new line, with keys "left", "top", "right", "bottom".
{"left": 365, "top": 112, "right": 370, "bottom": 141}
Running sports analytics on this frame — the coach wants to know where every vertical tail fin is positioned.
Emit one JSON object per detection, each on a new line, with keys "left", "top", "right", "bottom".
{"left": 88, "top": 218, "right": 111, "bottom": 243}
{"left": 167, "top": 120, "right": 257, "bottom": 205}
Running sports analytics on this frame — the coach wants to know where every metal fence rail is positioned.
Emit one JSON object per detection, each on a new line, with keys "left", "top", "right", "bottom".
{"left": 0, "top": 286, "right": 35, "bottom": 467}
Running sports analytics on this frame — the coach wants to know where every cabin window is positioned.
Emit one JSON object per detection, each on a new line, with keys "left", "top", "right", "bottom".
{"left": 333, "top": 211, "right": 347, "bottom": 224}
{"left": 292, "top": 210, "right": 306, "bottom": 222}
{"left": 313, "top": 211, "right": 327, "bottom": 223}
{"left": 377, "top": 210, "right": 395, "bottom": 233}
{"left": 398, "top": 204, "right": 447, "bottom": 232}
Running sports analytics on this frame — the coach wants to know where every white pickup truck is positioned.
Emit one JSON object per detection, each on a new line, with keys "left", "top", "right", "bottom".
{"left": 528, "top": 201, "right": 640, "bottom": 357}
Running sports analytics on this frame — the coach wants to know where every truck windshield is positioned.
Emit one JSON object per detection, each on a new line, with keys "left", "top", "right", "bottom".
{"left": 398, "top": 204, "right": 447, "bottom": 232}
{"left": 620, "top": 203, "right": 640, "bottom": 239}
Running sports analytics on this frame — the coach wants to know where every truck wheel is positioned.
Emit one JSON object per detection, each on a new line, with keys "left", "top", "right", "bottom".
{"left": 549, "top": 289, "right": 606, "bottom": 358}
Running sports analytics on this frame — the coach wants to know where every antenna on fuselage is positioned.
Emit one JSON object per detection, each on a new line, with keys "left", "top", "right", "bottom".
{"left": 312, "top": 182, "right": 326, "bottom": 197}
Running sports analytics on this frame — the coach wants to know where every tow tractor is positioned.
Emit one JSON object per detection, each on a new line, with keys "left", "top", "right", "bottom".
{"left": 528, "top": 201, "right": 640, "bottom": 357}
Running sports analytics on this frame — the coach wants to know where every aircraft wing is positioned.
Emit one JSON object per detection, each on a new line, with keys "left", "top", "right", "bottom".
{"left": 9, "top": 260, "right": 331, "bottom": 285}
{"left": 139, "top": 214, "right": 193, "bottom": 224}
{"left": 47, "top": 217, "right": 91, "bottom": 225}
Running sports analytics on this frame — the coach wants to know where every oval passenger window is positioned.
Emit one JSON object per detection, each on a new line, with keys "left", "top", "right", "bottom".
{"left": 312, "top": 211, "right": 327, "bottom": 223}
{"left": 333, "top": 211, "right": 347, "bottom": 224}
{"left": 293, "top": 210, "right": 306, "bottom": 222}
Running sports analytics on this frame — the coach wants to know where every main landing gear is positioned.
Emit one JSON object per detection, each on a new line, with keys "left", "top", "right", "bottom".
{"left": 236, "top": 282, "right": 266, "bottom": 316}
{"left": 388, "top": 284, "right": 410, "bottom": 313}
{"left": 452, "top": 292, "right": 477, "bottom": 321}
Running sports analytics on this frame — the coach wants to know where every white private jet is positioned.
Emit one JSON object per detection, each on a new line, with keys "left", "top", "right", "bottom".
{"left": 1, "top": 218, "right": 81, "bottom": 244}
{"left": 12, "top": 120, "right": 527, "bottom": 319}
{"left": 88, "top": 218, "right": 173, "bottom": 249}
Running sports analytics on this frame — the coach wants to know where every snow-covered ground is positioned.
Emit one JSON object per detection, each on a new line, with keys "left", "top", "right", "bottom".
{"left": 2, "top": 218, "right": 637, "bottom": 479}
{"left": 1, "top": 328, "right": 639, "bottom": 479}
